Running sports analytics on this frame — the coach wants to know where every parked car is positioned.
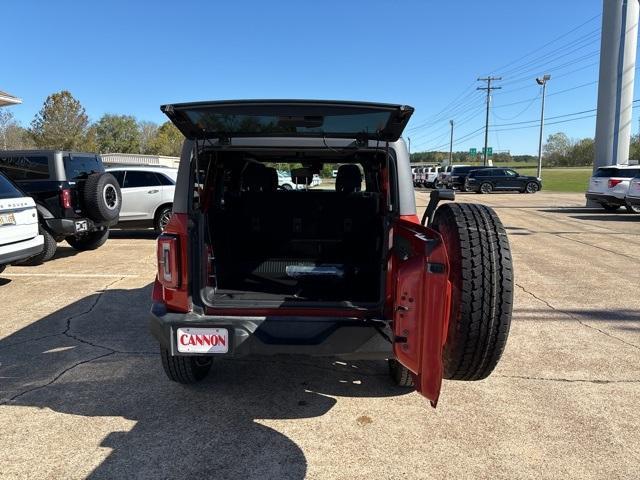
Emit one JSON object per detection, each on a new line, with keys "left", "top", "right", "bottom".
{"left": 277, "top": 170, "right": 305, "bottom": 190}
{"left": 0, "top": 150, "right": 121, "bottom": 264}
{"left": 445, "top": 165, "right": 500, "bottom": 191}
{"left": 586, "top": 165, "right": 640, "bottom": 212}
{"left": 151, "top": 99, "right": 514, "bottom": 408}
{"left": 625, "top": 176, "right": 640, "bottom": 212}
{"left": 424, "top": 166, "right": 440, "bottom": 188}
{"left": 465, "top": 168, "right": 542, "bottom": 194}
{"left": 107, "top": 166, "right": 177, "bottom": 231}
{"left": 437, "top": 164, "right": 466, "bottom": 188}
{"left": 0, "top": 172, "right": 43, "bottom": 274}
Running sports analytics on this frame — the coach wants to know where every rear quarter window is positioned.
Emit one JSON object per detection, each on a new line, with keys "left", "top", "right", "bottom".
{"left": 0, "top": 174, "right": 24, "bottom": 199}
{"left": 0, "top": 155, "right": 49, "bottom": 180}
{"left": 65, "top": 155, "right": 104, "bottom": 180}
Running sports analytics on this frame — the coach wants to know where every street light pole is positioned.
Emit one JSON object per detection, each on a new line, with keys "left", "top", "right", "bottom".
{"left": 449, "top": 120, "right": 454, "bottom": 165}
{"left": 408, "top": 137, "right": 411, "bottom": 155}
{"left": 536, "top": 74, "right": 551, "bottom": 179}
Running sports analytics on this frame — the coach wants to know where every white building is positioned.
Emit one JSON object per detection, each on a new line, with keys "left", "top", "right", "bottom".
{"left": 101, "top": 153, "right": 179, "bottom": 168}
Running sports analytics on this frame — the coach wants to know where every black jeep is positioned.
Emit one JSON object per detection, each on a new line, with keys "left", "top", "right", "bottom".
{"left": 0, "top": 150, "right": 122, "bottom": 264}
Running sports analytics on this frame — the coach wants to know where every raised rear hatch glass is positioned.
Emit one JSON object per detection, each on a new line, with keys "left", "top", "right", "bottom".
{"left": 161, "top": 100, "right": 414, "bottom": 142}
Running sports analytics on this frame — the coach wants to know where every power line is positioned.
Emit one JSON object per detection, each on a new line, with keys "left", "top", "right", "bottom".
{"left": 488, "top": 14, "right": 601, "bottom": 75}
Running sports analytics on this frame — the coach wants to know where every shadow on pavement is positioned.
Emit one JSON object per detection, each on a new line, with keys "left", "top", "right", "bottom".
{"left": 0, "top": 283, "right": 407, "bottom": 479}
{"left": 109, "top": 229, "right": 159, "bottom": 240}
{"left": 568, "top": 214, "right": 640, "bottom": 222}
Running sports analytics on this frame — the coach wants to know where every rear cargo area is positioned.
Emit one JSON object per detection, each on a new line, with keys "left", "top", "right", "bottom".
{"left": 202, "top": 153, "right": 387, "bottom": 306}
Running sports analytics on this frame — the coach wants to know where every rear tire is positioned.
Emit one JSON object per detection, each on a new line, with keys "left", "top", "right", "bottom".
{"left": 0, "top": 265, "right": 5, "bottom": 274}
{"left": 602, "top": 203, "right": 620, "bottom": 212}
{"left": 160, "top": 347, "right": 212, "bottom": 384}
{"left": 66, "top": 230, "right": 109, "bottom": 251}
{"left": 154, "top": 205, "right": 173, "bottom": 232}
{"left": 19, "top": 226, "right": 57, "bottom": 265}
{"left": 433, "top": 203, "right": 513, "bottom": 381}
{"left": 479, "top": 182, "right": 493, "bottom": 194}
{"left": 625, "top": 203, "right": 640, "bottom": 213}
{"left": 388, "top": 359, "right": 415, "bottom": 387}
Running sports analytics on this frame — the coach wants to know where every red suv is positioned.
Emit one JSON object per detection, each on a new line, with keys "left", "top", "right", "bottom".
{"left": 150, "top": 100, "right": 513, "bottom": 407}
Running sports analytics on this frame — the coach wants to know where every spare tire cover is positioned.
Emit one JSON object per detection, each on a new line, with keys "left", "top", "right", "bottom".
{"left": 82, "top": 172, "right": 122, "bottom": 222}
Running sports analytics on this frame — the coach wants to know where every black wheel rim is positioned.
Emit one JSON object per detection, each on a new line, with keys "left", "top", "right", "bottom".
{"left": 481, "top": 183, "right": 491, "bottom": 193}
{"left": 526, "top": 183, "right": 538, "bottom": 193}
{"left": 159, "top": 210, "right": 172, "bottom": 230}
{"left": 103, "top": 185, "right": 118, "bottom": 210}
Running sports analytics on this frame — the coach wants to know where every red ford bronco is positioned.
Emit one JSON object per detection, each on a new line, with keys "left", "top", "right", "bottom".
{"left": 150, "top": 100, "right": 513, "bottom": 407}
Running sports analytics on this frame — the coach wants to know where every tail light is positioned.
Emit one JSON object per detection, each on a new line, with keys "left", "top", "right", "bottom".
{"left": 157, "top": 234, "right": 180, "bottom": 289}
{"left": 154, "top": 213, "right": 190, "bottom": 312}
{"left": 609, "top": 179, "right": 623, "bottom": 188}
{"left": 60, "top": 189, "right": 72, "bottom": 209}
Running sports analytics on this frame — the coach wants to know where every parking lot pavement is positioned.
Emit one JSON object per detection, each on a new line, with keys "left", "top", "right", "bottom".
{"left": 0, "top": 193, "right": 639, "bottom": 480}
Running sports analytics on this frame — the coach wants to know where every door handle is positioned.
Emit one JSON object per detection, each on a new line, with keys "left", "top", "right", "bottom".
{"left": 148, "top": 189, "right": 159, "bottom": 194}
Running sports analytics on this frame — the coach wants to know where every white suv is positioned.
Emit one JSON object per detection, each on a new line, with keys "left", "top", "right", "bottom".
{"left": 107, "top": 166, "right": 177, "bottom": 231}
{"left": 586, "top": 165, "right": 640, "bottom": 213}
{"left": 625, "top": 176, "right": 640, "bottom": 212}
{"left": 0, "top": 173, "right": 43, "bottom": 273}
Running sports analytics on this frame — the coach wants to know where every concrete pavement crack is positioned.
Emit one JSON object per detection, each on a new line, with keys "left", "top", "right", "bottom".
{"left": 495, "top": 374, "right": 640, "bottom": 384}
{"left": 1, "top": 351, "right": 116, "bottom": 405}
{"left": 515, "top": 283, "right": 640, "bottom": 351}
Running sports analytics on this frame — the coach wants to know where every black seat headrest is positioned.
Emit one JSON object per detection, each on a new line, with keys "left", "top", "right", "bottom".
{"left": 336, "top": 164, "right": 362, "bottom": 193}
{"left": 243, "top": 163, "right": 277, "bottom": 192}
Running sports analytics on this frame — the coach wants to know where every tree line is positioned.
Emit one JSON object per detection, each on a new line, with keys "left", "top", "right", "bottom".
{"left": 0, "top": 91, "right": 183, "bottom": 156}
{"left": 411, "top": 131, "right": 640, "bottom": 167}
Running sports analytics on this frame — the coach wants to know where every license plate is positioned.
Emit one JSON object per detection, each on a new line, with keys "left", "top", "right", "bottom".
{"left": 75, "top": 220, "right": 88, "bottom": 232}
{"left": 0, "top": 213, "right": 16, "bottom": 226}
{"left": 176, "top": 327, "right": 229, "bottom": 354}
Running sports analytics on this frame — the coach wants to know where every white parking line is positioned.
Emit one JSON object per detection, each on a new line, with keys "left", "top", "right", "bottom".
{"left": 3, "top": 273, "right": 139, "bottom": 278}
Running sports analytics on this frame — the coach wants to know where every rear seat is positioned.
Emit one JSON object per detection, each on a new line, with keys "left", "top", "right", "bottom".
{"left": 213, "top": 163, "right": 381, "bottom": 277}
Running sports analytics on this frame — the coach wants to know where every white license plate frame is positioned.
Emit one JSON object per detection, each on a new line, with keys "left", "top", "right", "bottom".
{"left": 0, "top": 213, "right": 16, "bottom": 226}
{"left": 176, "top": 327, "right": 229, "bottom": 354}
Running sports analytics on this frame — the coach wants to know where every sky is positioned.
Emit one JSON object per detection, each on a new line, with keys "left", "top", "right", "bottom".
{"left": 1, "top": 0, "right": 633, "bottom": 155}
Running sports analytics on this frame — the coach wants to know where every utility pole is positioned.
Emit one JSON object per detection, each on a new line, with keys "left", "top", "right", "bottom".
{"left": 536, "top": 75, "right": 551, "bottom": 179}
{"left": 449, "top": 120, "right": 454, "bottom": 165}
{"left": 407, "top": 137, "right": 411, "bottom": 155}
{"left": 477, "top": 76, "right": 502, "bottom": 165}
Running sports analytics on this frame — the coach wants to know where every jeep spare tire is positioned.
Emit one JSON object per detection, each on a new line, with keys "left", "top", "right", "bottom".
{"left": 432, "top": 203, "right": 513, "bottom": 381}
{"left": 83, "top": 173, "right": 121, "bottom": 222}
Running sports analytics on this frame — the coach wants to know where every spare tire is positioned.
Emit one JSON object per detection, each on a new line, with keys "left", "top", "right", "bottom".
{"left": 432, "top": 203, "right": 513, "bottom": 381}
{"left": 82, "top": 173, "right": 121, "bottom": 222}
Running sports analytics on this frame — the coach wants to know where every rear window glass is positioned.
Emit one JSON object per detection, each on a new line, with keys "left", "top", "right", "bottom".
{"left": 183, "top": 110, "right": 391, "bottom": 137}
{"left": 65, "top": 156, "right": 103, "bottom": 180}
{"left": 594, "top": 168, "right": 640, "bottom": 178}
{"left": 156, "top": 173, "right": 175, "bottom": 185}
{"left": 0, "top": 174, "right": 24, "bottom": 199}
{"left": 0, "top": 155, "right": 49, "bottom": 180}
{"left": 452, "top": 166, "right": 475, "bottom": 174}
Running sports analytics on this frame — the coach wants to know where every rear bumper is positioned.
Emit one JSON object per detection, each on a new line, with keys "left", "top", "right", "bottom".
{"left": 44, "top": 217, "right": 116, "bottom": 236}
{"left": 149, "top": 302, "right": 392, "bottom": 359}
{"left": 0, "top": 235, "right": 44, "bottom": 266}
{"left": 585, "top": 192, "right": 626, "bottom": 206}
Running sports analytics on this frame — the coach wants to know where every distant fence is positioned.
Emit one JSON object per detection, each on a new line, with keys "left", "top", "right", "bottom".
{"left": 101, "top": 153, "right": 179, "bottom": 168}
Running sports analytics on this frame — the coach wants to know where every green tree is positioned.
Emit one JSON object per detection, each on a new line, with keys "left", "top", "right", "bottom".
{"left": 148, "top": 121, "right": 184, "bottom": 156}
{"left": 29, "top": 91, "right": 89, "bottom": 150}
{"left": 0, "top": 109, "right": 34, "bottom": 149}
{"left": 95, "top": 114, "right": 140, "bottom": 153}
{"left": 567, "top": 138, "right": 594, "bottom": 166}
{"left": 138, "top": 121, "right": 159, "bottom": 154}
{"left": 543, "top": 132, "right": 572, "bottom": 167}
